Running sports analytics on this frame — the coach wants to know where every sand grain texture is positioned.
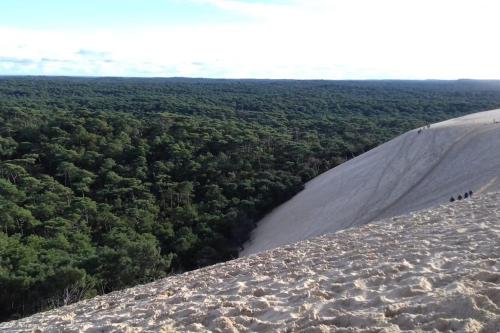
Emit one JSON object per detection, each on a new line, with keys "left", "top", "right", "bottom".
{"left": 2, "top": 193, "right": 499, "bottom": 332}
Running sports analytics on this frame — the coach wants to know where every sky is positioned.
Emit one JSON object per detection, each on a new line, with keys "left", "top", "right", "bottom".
{"left": 1, "top": 0, "right": 499, "bottom": 79}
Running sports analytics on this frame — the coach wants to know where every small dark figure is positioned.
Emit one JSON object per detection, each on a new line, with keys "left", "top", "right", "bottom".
{"left": 450, "top": 197, "right": 455, "bottom": 202}
{"left": 469, "top": 190, "right": 473, "bottom": 197}
{"left": 457, "top": 195, "right": 463, "bottom": 200}
{"left": 417, "top": 129, "right": 422, "bottom": 134}
{"left": 464, "top": 192, "right": 469, "bottom": 199}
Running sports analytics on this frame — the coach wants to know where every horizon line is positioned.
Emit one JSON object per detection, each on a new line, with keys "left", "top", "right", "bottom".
{"left": 1, "top": 75, "right": 500, "bottom": 82}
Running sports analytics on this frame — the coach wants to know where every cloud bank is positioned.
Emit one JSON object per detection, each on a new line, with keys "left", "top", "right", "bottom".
{"left": 1, "top": 0, "right": 500, "bottom": 78}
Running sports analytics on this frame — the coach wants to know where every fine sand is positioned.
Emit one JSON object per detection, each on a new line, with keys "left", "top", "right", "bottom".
{"left": 2, "top": 192, "right": 499, "bottom": 332}
{"left": 242, "top": 109, "right": 500, "bottom": 255}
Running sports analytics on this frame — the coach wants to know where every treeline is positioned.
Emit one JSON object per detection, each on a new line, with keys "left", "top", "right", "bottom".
{"left": 1, "top": 77, "right": 500, "bottom": 321}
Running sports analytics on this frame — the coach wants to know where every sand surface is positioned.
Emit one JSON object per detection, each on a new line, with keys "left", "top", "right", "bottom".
{"left": 2, "top": 192, "right": 499, "bottom": 332}
{"left": 242, "top": 109, "right": 500, "bottom": 255}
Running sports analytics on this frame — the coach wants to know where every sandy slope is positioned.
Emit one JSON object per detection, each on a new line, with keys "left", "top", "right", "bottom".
{"left": 242, "top": 109, "right": 500, "bottom": 255}
{"left": 2, "top": 192, "right": 499, "bottom": 332}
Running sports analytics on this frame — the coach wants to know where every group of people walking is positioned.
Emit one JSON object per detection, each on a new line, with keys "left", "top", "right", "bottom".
{"left": 450, "top": 190, "right": 473, "bottom": 202}
{"left": 417, "top": 124, "right": 431, "bottom": 134}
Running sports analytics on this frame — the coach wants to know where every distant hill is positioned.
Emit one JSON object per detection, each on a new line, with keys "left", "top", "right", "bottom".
{"left": 243, "top": 109, "right": 500, "bottom": 255}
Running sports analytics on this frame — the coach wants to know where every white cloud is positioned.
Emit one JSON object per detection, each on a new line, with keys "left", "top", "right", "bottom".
{"left": 191, "top": 0, "right": 290, "bottom": 18}
{"left": 1, "top": 0, "right": 500, "bottom": 78}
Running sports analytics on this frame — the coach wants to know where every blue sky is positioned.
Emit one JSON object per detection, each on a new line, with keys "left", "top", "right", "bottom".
{"left": 0, "top": 0, "right": 247, "bottom": 29}
{"left": 1, "top": 0, "right": 499, "bottom": 79}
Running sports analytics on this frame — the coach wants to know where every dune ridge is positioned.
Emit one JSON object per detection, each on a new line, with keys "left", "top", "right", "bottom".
{"left": 242, "top": 109, "right": 500, "bottom": 255}
{"left": 2, "top": 192, "right": 499, "bottom": 332}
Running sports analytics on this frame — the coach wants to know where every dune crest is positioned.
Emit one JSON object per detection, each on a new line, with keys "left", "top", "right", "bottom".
{"left": 2, "top": 192, "right": 499, "bottom": 332}
{"left": 242, "top": 109, "right": 500, "bottom": 255}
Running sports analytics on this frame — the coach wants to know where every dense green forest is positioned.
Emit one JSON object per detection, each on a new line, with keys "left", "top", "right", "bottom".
{"left": 1, "top": 77, "right": 500, "bottom": 321}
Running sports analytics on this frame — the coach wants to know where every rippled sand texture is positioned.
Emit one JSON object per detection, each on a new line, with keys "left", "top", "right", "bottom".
{"left": 2, "top": 193, "right": 499, "bottom": 332}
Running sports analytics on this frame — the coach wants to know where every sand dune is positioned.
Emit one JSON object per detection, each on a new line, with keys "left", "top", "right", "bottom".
{"left": 2, "top": 192, "right": 499, "bottom": 332}
{"left": 242, "top": 109, "right": 500, "bottom": 255}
